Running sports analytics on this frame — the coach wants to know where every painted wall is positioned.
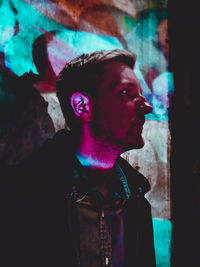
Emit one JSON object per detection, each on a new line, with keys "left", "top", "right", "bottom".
{"left": 0, "top": 0, "right": 173, "bottom": 266}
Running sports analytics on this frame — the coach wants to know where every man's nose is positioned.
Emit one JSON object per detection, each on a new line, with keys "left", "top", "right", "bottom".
{"left": 138, "top": 96, "right": 153, "bottom": 115}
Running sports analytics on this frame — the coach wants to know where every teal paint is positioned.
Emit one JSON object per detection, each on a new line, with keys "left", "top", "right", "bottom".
{"left": 1, "top": 0, "right": 174, "bottom": 122}
{"left": 125, "top": 7, "right": 173, "bottom": 122}
{"left": 54, "top": 28, "right": 123, "bottom": 60}
{"left": 124, "top": 16, "right": 138, "bottom": 33}
{"left": 153, "top": 218, "right": 172, "bottom": 267}
{"left": 0, "top": 1, "right": 15, "bottom": 46}
{"left": 1, "top": 0, "right": 123, "bottom": 76}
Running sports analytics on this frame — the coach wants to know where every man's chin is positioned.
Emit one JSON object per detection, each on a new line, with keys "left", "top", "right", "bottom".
{"left": 121, "top": 137, "right": 145, "bottom": 152}
{"left": 129, "top": 141, "right": 144, "bottom": 150}
{"left": 133, "top": 142, "right": 145, "bottom": 149}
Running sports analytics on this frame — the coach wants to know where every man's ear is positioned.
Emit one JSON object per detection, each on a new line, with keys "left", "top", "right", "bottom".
{"left": 70, "top": 92, "right": 91, "bottom": 121}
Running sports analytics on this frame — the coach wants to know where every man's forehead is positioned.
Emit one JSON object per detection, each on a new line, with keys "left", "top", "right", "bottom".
{"left": 100, "top": 60, "right": 139, "bottom": 89}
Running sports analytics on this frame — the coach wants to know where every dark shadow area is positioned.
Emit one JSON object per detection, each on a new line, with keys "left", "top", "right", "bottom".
{"left": 168, "top": 0, "right": 200, "bottom": 266}
{"left": 0, "top": 32, "right": 57, "bottom": 166}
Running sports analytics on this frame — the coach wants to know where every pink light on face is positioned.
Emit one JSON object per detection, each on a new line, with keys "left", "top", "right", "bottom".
{"left": 73, "top": 61, "right": 152, "bottom": 171}
{"left": 92, "top": 61, "right": 152, "bottom": 151}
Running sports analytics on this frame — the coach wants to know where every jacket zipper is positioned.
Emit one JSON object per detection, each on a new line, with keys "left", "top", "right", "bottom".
{"left": 101, "top": 208, "right": 110, "bottom": 266}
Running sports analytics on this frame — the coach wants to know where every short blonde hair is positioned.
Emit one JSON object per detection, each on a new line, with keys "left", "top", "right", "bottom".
{"left": 57, "top": 49, "right": 136, "bottom": 130}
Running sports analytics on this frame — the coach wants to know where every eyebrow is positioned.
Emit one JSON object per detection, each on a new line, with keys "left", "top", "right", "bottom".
{"left": 115, "top": 82, "right": 143, "bottom": 94}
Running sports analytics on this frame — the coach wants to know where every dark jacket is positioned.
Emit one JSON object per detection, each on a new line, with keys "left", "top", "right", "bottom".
{"left": 2, "top": 130, "right": 155, "bottom": 267}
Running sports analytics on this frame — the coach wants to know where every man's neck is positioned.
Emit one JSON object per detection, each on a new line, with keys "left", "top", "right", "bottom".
{"left": 74, "top": 131, "right": 122, "bottom": 197}
{"left": 75, "top": 134, "right": 121, "bottom": 170}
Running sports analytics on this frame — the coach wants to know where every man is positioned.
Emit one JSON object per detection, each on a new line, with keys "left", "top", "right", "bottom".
{"left": 3, "top": 49, "right": 155, "bottom": 267}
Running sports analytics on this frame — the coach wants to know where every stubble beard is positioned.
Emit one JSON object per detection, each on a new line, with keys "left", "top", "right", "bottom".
{"left": 89, "top": 119, "right": 145, "bottom": 154}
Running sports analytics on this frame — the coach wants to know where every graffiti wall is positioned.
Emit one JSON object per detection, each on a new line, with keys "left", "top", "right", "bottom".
{"left": 0, "top": 0, "right": 173, "bottom": 266}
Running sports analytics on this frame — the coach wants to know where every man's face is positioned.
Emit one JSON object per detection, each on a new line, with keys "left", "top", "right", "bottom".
{"left": 91, "top": 60, "right": 153, "bottom": 151}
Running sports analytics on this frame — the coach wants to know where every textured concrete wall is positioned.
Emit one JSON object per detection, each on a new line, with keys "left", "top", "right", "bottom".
{"left": 123, "top": 120, "right": 171, "bottom": 219}
{"left": 0, "top": 0, "right": 173, "bottom": 265}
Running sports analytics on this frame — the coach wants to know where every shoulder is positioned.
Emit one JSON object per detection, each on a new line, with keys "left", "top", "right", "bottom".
{"left": 21, "top": 129, "right": 73, "bottom": 167}
{"left": 8, "top": 130, "right": 74, "bottom": 189}
{"left": 117, "top": 156, "right": 151, "bottom": 196}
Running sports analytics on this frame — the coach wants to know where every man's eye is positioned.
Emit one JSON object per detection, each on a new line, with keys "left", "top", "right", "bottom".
{"left": 121, "top": 89, "right": 136, "bottom": 99}
{"left": 121, "top": 89, "right": 129, "bottom": 94}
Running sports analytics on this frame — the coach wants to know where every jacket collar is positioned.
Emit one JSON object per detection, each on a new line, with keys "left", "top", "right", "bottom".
{"left": 52, "top": 130, "right": 151, "bottom": 197}
{"left": 72, "top": 154, "right": 131, "bottom": 201}
{"left": 117, "top": 157, "right": 151, "bottom": 197}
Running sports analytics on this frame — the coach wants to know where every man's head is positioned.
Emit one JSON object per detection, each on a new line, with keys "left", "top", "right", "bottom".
{"left": 57, "top": 49, "right": 152, "bottom": 151}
